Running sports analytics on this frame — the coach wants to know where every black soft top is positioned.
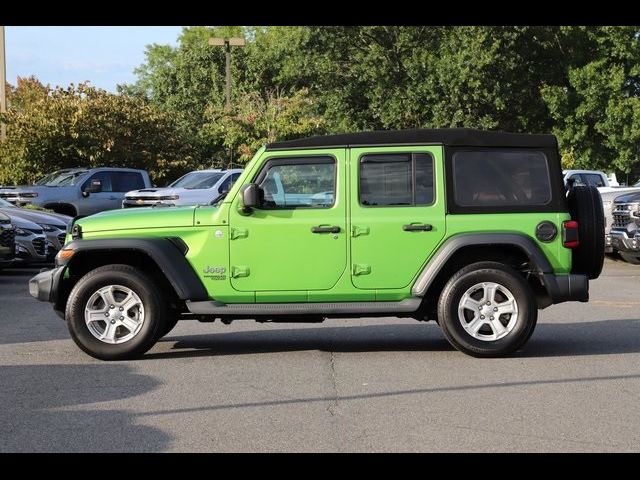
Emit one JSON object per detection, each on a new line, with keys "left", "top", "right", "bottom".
{"left": 266, "top": 128, "right": 557, "bottom": 150}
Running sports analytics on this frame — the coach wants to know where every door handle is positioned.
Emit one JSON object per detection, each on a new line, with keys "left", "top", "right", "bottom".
{"left": 403, "top": 223, "right": 433, "bottom": 232}
{"left": 311, "top": 226, "right": 341, "bottom": 234}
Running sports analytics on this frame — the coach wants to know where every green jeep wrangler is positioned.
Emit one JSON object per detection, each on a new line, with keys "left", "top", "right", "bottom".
{"left": 29, "top": 129, "right": 605, "bottom": 360}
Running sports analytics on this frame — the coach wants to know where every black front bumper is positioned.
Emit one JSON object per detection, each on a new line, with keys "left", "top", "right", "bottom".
{"left": 29, "top": 266, "right": 65, "bottom": 307}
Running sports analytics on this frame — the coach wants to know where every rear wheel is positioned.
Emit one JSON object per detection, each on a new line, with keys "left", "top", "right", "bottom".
{"left": 65, "top": 264, "right": 166, "bottom": 360}
{"left": 437, "top": 262, "right": 537, "bottom": 357}
{"left": 620, "top": 252, "right": 640, "bottom": 265}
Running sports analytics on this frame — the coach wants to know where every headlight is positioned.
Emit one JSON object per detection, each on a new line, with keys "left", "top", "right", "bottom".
{"left": 15, "top": 228, "right": 29, "bottom": 237}
{"left": 41, "top": 224, "right": 58, "bottom": 232}
{"left": 20, "top": 192, "right": 38, "bottom": 198}
{"left": 603, "top": 200, "right": 613, "bottom": 211}
{"left": 159, "top": 195, "right": 179, "bottom": 200}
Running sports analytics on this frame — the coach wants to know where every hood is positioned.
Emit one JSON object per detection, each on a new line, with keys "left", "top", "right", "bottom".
{"left": 124, "top": 188, "right": 187, "bottom": 198}
{"left": 0, "top": 207, "right": 71, "bottom": 228}
{"left": 614, "top": 191, "right": 640, "bottom": 204}
{"left": 3, "top": 213, "right": 43, "bottom": 231}
{"left": 77, "top": 205, "right": 198, "bottom": 233}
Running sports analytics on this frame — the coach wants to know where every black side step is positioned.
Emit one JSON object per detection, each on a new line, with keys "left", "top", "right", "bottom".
{"left": 185, "top": 298, "right": 421, "bottom": 316}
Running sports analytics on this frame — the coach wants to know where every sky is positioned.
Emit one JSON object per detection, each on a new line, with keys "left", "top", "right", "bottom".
{"left": 5, "top": 26, "right": 184, "bottom": 92}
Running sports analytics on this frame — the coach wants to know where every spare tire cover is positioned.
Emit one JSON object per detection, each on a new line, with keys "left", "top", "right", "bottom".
{"left": 567, "top": 185, "right": 605, "bottom": 279}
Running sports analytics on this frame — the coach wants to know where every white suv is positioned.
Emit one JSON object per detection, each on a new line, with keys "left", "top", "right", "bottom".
{"left": 123, "top": 169, "right": 243, "bottom": 208}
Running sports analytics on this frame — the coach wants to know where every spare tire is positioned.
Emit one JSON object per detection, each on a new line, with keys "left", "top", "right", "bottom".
{"left": 567, "top": 186, "right": 605, "bottom": 279}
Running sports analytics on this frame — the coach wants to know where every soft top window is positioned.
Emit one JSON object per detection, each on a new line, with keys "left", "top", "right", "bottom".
{"left": 452, "top": 150, "right": 551, "bottom": 208}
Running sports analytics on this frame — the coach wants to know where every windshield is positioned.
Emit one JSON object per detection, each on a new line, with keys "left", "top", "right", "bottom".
{"left": 45, "top": 171, "right": 86, "bottom": 186}
{"left": 0, "top": 198, "right": 16, "bottom": 208}
{"left": 169, "top": 171, "right": 224, "bottom": 190}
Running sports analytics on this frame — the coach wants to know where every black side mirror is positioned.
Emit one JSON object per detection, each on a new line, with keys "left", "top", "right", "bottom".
{"left": 240, "top": 183, "right": 262, "bottom": 214}
{"left": 83, "top": 179, "right": 102, "bottom": 197}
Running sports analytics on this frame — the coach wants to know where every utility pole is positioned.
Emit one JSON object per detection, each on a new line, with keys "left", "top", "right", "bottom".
{"left": 208, "top": 36, "right": 246, "bottom": 168}
{"left": 208, "top": 37, "right": 246, "bottom": 111}
{"left": 0, "top": 26, "right": 7, "bottom": 142}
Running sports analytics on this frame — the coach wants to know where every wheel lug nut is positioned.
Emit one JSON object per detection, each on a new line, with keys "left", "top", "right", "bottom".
{"left": 104, "top": 312, "right": 109, "bottom": 317}
{"left": 110, "top": 305, "right": 114, "bottom": 309}
{"left": 110, "top": 320, "right": 116, "bottom": 324}
{"left": 486, "top": 301, "right": 491, "bottom": 305}
{"left": 120, "top": 316, "right": 124, "bottom": 320}
{"left": 119, "top": 307, "right": 124, "bottom": 311}
{"left": 478, "top": 306, "right": 482, "bottom": 310}
{"left": 493, "top": 307, "right": 498, "bottom": 312}
{"left": 490, "top": 316, "right": 494, "bottom": 320}
{"left": 480, "top": 315, "right": 485, "bottom": 319}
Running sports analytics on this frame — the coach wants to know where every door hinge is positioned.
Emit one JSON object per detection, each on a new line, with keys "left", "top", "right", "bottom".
{"left": 352, "top": 264, "right": 371, "bottom": 276}
{"left": 230, "top": 227, "right": 248, "bottom": 240}
{"left": 231, "top": 266, "right": 250, "bottom": 278}
{"left": 351, "top": 225, "right": 370, "bottom": 237}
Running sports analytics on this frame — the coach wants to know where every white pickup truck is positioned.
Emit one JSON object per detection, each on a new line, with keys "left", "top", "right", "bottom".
{"left": 563, "top": 170, "right": 640, "bottom": 255}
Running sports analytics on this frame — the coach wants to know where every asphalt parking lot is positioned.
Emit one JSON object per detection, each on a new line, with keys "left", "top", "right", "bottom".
{"left": 1, "top": 258, "right": 639, "bottom": 452}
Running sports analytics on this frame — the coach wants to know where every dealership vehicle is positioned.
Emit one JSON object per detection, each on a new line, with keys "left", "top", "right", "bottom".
{"left": 0, "top": 198, "right": 71, "bottom": 261}
{"left": 609, "top": 191, "right": 640, "bottom": 264}
{"left": 602, "top": 187, "right": 640, "bottom": 253}
{"left": 0, "top": 212, "right": 16, "bottom": 269}
{"left": 0, "top": 168, "right": 152, "bottom": 217}
{"left": 123, "top": 169, "right": 243, "bottom": 208}
{"left": 30, "top": 129, "right": 604, "bottom": 360}
{"left": 4, "top": 214, "right": 48, "bottom": 264}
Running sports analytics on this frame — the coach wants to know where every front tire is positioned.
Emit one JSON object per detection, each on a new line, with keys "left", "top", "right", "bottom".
{"left": 437, "top": 262, "right": 537, "bottom": 357}
{"left": 65, "top": 264, "right": 167, "bottom": 360}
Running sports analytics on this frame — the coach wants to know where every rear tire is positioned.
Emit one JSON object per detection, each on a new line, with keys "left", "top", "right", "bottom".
{"left": 65, "top": 264, "right": 166, "bottom": 360}
{"left": 437, "top": 262, "right": 537, "bottom": 358}
{"left": 620, "top": 252, "right": 640, "bottom": 265}
{"left": 567, "top": 186, "right": 605, "bottom": 279}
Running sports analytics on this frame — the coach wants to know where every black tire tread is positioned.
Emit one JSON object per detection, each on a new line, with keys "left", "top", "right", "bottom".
{"left": 567, "top": 186, "right": 605, "bottom": 279}
{"left": 437, "top": 261, "right": 538, "bottom": 358}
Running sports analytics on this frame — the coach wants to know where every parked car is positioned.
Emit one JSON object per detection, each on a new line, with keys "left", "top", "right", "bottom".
{"left": 122, "top": 169, "right": 243, "bottom": 208}
{"left": 0, "top": 198, "right": 71, "bottom": 261}
{"left": 602, "top": 187, "right": 640, "bottom": 253}
{"left": 31, "top": 129, "right": 604, "bottom": 360}
{"left": 0, "top": 212, "right": 16, "bottom": 269}
{"left": 609, "top": 191, "right": 640, "bottom": 264}
{"left": 0, "top": 167, "right": 152, "bottom": 217}
{"left": 4, "top": 214, "right": 49, "bottom": 264}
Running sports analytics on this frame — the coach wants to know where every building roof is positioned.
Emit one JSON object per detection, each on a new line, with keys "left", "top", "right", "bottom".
{"left": 266, "top": 128, "right": 557, "bottom": 150}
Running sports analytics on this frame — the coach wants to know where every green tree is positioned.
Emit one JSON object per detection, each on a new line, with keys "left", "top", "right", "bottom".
{"left": 0, "top": 77, "right": 195, "bottom": 185}
{"left": 201, "top": 87, "right": 326, "bottom": 163}
{"left": 542, "top": 26, "right": 640, "bottom": 179}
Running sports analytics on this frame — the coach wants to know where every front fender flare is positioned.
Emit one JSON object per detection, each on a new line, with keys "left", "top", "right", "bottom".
{"left": 61, "top": 237, "right": 208, "bottom": 301}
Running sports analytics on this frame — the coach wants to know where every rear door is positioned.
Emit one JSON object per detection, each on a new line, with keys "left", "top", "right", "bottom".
{"left": 349, "top": 146, "right": 446, "bottom": 289}
{"left": 110, "top": 171, "right": 146, "bottom": 208}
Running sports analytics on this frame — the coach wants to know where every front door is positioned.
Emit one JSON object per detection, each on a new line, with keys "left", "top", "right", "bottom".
{"left": 229, "top": 150, "right": 347, "bottom": 294}
{"left": 349, "top": 146, "right": 446, "bottom": 289}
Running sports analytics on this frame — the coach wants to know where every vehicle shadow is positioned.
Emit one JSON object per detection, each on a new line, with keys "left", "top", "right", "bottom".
{"left": 0, "top": 364, "right": 169, "bottom": 452}
{"left": 146, "top": 319, "right": 640, "bottom": 360}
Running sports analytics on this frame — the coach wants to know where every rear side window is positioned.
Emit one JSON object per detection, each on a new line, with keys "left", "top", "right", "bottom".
{"left": 112, "top": 172, "right": 145, "bottom": 192}
{"left": 452, "top": 150, "right": 551, "bottom": 207}
{"left": 359, "top": 153, "right": 434, "bottom": 207}
{"left": 583, "top": 173, "right": 606, "bottom": 188}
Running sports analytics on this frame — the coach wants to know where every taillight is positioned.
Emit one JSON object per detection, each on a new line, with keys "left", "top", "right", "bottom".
{"left": 563, "top": 220, "right": 579, "bottom": 248}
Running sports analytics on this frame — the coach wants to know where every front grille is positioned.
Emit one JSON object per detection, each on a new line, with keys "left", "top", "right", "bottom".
{"left": 0, "top": 227, "right": 15, "bottom": 248}
{"left": 126, "top": 196, "right": 161, "bottom": 201}
{"left": 57, "top": 232, "right": 66, "bottom": 245}
{"left": 612, "top": 203, "right": 639, "bottom": 229}
{"left": 32, "top": 237, "right": 46, "bottom": 256}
